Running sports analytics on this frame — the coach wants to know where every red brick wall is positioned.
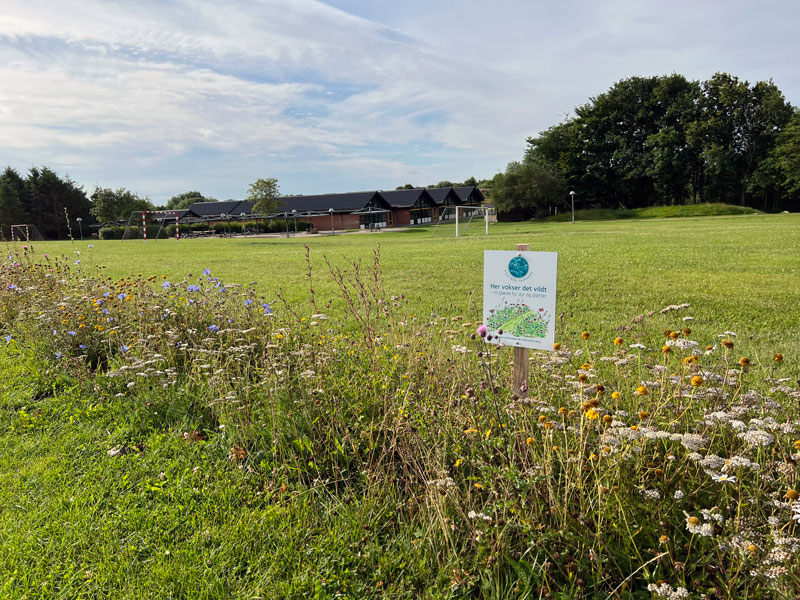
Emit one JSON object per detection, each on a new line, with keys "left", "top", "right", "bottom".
{"left": 393, "top": 209, "right": 411, "bottom": 225}
{"left": 308, "top": 214, "right": 360, "bottom": 231}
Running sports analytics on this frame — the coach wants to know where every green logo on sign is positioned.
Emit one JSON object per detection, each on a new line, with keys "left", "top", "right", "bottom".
{"left": 508, "top": 256, "right": 529, "bottom": 278}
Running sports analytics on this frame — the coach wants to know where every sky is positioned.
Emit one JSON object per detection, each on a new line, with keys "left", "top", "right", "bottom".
{"left": 1, "top": 0, "right": 798, "bottom": 203}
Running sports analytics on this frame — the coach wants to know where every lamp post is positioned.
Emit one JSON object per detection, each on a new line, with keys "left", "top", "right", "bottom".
{"left": 284, "top": 212, "right": 289, "bottom": 237}
{"left": 240, "top": 212, "right": 246, "bottom": 236}
{"left": 569, "top": 191, "right": 575, "bottom": 224}
{"left": 292, "top": 209, "right": 297, "bottom": 234}
{"left": 220, "top": 213, "right": 227, "bottom": 237}
{"left": 76, "top": 217, "right": 83, "bottom": 241}
{"left": 329, "top": 208, "right": 335, "bottom": 235}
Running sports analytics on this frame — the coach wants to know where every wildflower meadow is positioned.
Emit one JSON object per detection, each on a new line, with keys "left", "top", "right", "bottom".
{"left": 1, "top": 215, "right": 800, "bottom": 599}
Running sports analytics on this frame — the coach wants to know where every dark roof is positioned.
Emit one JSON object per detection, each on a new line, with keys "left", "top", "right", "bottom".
{"left": 276, "top": 191, "right": 381, "bottom": 214}
{"left": 188, "top": 200, "right": 253, "bottom": 217}
{"left": 425, "top": 187, "right": 461, "bottom": 206}
{"left": 453, "top": 186, "right": 485, "bottom": 204}
{"left": 378, "top": 189, "right": 435, "bottom": 209}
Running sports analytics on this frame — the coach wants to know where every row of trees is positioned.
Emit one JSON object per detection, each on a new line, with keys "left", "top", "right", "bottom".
{"left": 0, "top": 167, "right": 93, "bottom": 239}
{"left": 0, "top": 167, "right": 282, "bottom": 239}
{"left": 493, "top": 72, "right": 800, "bottom": 218}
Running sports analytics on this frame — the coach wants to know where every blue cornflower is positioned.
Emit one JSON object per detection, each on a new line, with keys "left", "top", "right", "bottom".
{"left": 117, "top": 293, "right": 125, "bottom": 300}
{"left": 7, "top": 284, "right": 16, "bottom": 290}
{"left": 103, "top": 292, "right": 110, "bottom": 297}
{"left": 5, "top": 334, "right": 13, "bottom": 343}
{"left": 74, "top": 259, "right": 80, "bottom": 265}
{"left": 208, "top": 324, "right": 219, "bottom": 332}
{"left": 68, "top": 330, "right": 76, "bottom": 336}
{"left": 56, "top": 351, "right": 62, "bottom": 359}
{"left": 121, "top": 345, "right": 129, "bottom": 353}
{"left": 87, "top": 244, "right": 94, "bottom": 248}
{"left": 187, "top": 284, "right": 200, "bottom": 292}
{"left": 244, "top": 299, "right": 253, "bottom": 306}
{"left": 162, "top": 281, "right": 171, "bottom": 288}
{"left": 53, "top": 329, "right": 57, "bottom": 336}
{"left": 203, "top": 269, "right": 211, "bottom": 276}
{"left": 102, "top": 308, "right": 110, "bottom": 314}
{"left": 79, "top": 344, "right": 87, "bottom": 350}
{"left": 261, "top": 303, "right": 271, "bottom": 314}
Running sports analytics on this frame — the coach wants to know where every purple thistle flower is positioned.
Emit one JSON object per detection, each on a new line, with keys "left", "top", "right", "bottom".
{"left": 477, "top": 325, "right": 488, "bottom": 338}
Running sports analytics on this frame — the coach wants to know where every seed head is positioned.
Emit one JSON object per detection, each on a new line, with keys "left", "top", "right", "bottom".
{"left": 721, "top": 339, "right": 734, "bottom": 349}
{"left": 773, "top": 353, "right": 784, "bottom": 363}
{"left": 581, "top": 331, "right": 590, "bottom": 340}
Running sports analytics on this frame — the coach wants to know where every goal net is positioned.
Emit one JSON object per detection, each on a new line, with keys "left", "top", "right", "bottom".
{"left": 121, "top": 211, "right": 180, "bottom": 241}
{"left": 10, "top": 223, "right": 45, "bottom": 242}
{"left": 431, "top": 205, "right": 492, "bottom": 237}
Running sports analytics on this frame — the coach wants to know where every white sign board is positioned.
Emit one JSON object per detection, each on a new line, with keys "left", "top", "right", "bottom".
{"left": 483, "top": 250, "right": 558, "bottom": 350}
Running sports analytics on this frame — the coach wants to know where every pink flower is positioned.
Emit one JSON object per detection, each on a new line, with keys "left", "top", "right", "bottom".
{"left": 477, "top": 325, "right": 488, "bottom": 338}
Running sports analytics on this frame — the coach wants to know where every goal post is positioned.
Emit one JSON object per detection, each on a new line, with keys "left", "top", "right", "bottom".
{"left": 121, "top": 211, "right": 180, "bottom": 241}
{"left": 10, "top": 223, "right": 45, "bottom": 242}
{"left": 431, "top": 205, "right": 493, "bottom": 237}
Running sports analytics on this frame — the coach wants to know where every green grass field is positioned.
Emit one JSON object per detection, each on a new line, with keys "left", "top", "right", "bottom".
{"left": 2, "top": 212, "right": 800, "bottom": 599}
{"left": 37, "top": 212, "right": 800, "bottom": 349}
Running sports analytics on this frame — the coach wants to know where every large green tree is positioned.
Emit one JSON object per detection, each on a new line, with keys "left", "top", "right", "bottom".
{"left": 492, "top": 160, "right": 567, "bottom": 219}
{"left": 525, "top": 72, "right": 793, "bottom": 212}
{"left": 165, "top": 191, "right": 215, "bottom": 210}
{"left": 247, "top": 178, "right": 280, "bottom": 214}
{"left": 0, "top": 167, "right": 30, "bottom": 237}
{"left": 26, "top": 167, "right": 92, "bottom": 239}
{"left": 90, "top": 187, "right": 154, "bottom": 223}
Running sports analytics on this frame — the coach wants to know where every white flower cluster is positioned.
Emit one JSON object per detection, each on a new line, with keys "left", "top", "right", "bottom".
{"left": 680, "top": 433, "right": 707, "bottom": 451}
{"left": 647, "top": 582, "right": 689, "bottom": 599}
{"left": 737, "top": 429, "right": 775, "bottom": 447}
{"left": 467, "top": 510, "right": 492, "bottom": 522}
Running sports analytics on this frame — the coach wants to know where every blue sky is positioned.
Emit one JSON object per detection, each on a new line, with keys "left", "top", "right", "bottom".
{"left": 1, "top": 0, "right": 798, "bottom": 203}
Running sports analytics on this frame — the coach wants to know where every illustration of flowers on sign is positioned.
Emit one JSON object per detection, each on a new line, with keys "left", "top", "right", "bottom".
{"left": 486, "top": 302, "right": 550, "bottom": 338}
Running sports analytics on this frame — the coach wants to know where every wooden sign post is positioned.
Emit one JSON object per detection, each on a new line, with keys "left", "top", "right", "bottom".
{"left": 482, "top": 243, "right": 558, "bottom": 399}
{"left": 512, "top": 243, "right": 530, "bottom": 396}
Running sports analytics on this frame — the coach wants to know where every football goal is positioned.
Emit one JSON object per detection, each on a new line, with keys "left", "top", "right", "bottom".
{"left": 431, "top": 205, "right": 494, "bottom": 237}
{"left": 121, "top": 211, "right": 181, "bottom": 241}
{"left": 10, "top": 223, "right": 45, "bottom": 242}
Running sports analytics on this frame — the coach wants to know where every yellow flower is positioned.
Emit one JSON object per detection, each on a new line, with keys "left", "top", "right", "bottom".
{"left": 463, "top": 428, "right": 478, "bottom": 434}
{"left": 662, "top": 345, "right": 672, "bottom": 354}
{"left": 586, "top": 409, "right": 599, "bottom": 420}
{"left": 581, "top": 362, "right": 592, "bottom": 370}
{"left": 611, "top": 391, "right": 621, "bottom": 400}
{"left": 613, "top": 337, "right": 623, "bottom": 346}
{"left": 691, "top": 375, "right": 704, "bottom": 387}
{"left": 786, "top": 489, "right": 800, "bottom": 501}
{"left": 774, "top": 353, "right": 784, "bottom": 363}
{"left": 473, "top": 482, "right": 483, "bottom": 490}
{"left": 552, "top": 342, "right": 561, "bottom": 351}
{"left": 659, "top": 535, "right": 669, "bottom": 543}
{"left": 455, "top": 458, "right": 463, "bottom": 467}
{"left": 526, "top": 437, "right": 535, "bottom": 446}
{"left": 638, "top": 411, "right": 649, "bottom": 420}
{"left": 581, "top": 331, "right": 590, "bottom": 340}
{"left": 636, "top": 386, "right": 648, "bottom": 396}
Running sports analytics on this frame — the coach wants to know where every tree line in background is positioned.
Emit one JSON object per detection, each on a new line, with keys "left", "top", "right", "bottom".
{"left": 0, "top": 169, "right": 283, "bottom": 239}
{"left": 493, "top": 72, "right": 800, "bottom": 218}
